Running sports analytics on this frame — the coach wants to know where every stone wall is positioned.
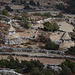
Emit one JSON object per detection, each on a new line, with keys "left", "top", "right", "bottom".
{"left": 3, "top": 37, "right": 24, "bottom": 45}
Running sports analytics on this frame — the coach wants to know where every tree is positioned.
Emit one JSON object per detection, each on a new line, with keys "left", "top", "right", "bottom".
{"left": 61, "top": 64, "right": 72, "bottom": 75}
{"left": 44, "top": 65, "right": 58, "bottom": 75}
{"left": 43, "top": 22, "right": 59, "bottom": 32}
{"left": 14, "top": 15, "right": 21, "bottom": 20}
{"left": 56, "top": 3, "right": 65, "bottom": 10}
{"left": 66, "top": 59, "right": 75, "bottom": 73}
{"left": 20, "top": 0, "right": 26, "bottom": 4}
{"left": 30, "top": 67, "right": 44, "bottom": 75}
{"left": 45, "top": 39, "right": 59, "bottom": 50}
{"left": 29, "top": 0, "right": 36, "bottom": 6}
{"left": 53, "top": 23, "right": 59, "bottom": 31}
{"left": 72, "top": 28, "right": 75, "bottom": 40}
{"left": 61, "top": 59, "right": 75, "bottom": 74}
{"left": 37, "top": 1, "right": 40, "bottom": 6}
{"left": 21, "top": 12, "right": 31, "bottom": 28}
{"left": 43, "top": 22, "right": 54, "bottom": 31}
{"left": 38, "top": 34, "right": 47, "bottom": 43}
{"left": 2, "top": 9, "right": 9, "bottom": 16}
{"left": 24, "top": 5, "right": 30, "bottom": 9}
{"left": 42, "top": 12, "right": 51, "bottom": 18}
{"left": 12, "top": 0, "right": 16, "bottom": 3}
{"left": 5, "top": 5, "right": 13, "bottom": 12}
{"left": 56, "top": 13, "right": 63, "bottom": 18}
{"left": 0, "top": 16, "right": 3, "bottom": 20}
{"left": 67, "top": 46, "right": 75, "bottom": 55}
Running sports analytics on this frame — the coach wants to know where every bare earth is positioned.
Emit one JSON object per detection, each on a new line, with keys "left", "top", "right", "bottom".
{"left": 57, "top": 21, "right": 74, "bottom": 32}
{"left": 0, "top": 55, "right": 65, "bottom": 65}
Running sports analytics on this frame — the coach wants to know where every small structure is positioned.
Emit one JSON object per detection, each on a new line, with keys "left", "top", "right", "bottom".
{"left": 50, "top": 32, "right": 74, "bottom": 49}
{"left": 61, "top": 32, "right": 71, "bottom": 42}
{"left": 3, "top": 25, "right": 23, "bottom": 45}
{"left": 8, "top": 25, "right": 16, "bottom": 35}
{"left": 60, "top": 32, "right": 74, "bottom": 48}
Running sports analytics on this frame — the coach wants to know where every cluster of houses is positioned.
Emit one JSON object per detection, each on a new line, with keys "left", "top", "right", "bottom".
{"left": 1, "top": 14, "right": 74, "bottom": 49}
{"left": 3, "top": 24, "right": 38, "bottom": 45}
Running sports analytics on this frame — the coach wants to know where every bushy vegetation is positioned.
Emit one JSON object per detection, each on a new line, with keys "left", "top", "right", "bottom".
{"left": 66, "top": 46, "right": 75, "bottom": 55}
{"left": 45, "top": 39, "right": 59, "bottom": 50}
{"left": 12, "top": 0, "right": 16, "bottom": 3}
{"left": 33, "top": 12, "right": 51, "bottom": 18}
{"left": 21, "top": 12, "right": 32, "bottom": 28}
{"left": 60, "top": 59, "right": 75, "bottom": 75}
{"left": 56, "top": 3, "right": 65, "bottom": 11}
{"left": 5, "top": 5, "right": 13, "bottom": 12}
{"left": 29, "top": 0, "right": 40, "bottom": 6}
{"left": 38, "top": 35, "right": 59, "bottom": 50}
{"left": 43, "top": 22, "right": 59, "bottom": 32}
{"left": 33, "top": 13, "right": 42, "bottom": 16}
{"left": 0, "top": 55, "right": 75, "bottom": 75}
{"left": 55, "top": 13, "right": 63, "bottom": 18}
{"left": 0, "top": 56, "right": 75, "bottom": 75}
{"left": 66, "top": 0, "right": 75, "bottom": 14}
{"left": 56, "top": 0, "right": 75, "bottom": 14}
{"left": 14, "top": 15, "right": 22, "bottom": 20}
{"left": 71, "top": 28, "right": 75, "bottom": 40}
{"left": 29, "top": 0, "right": 36, "bottom": 6}
{"left": 42, "top": 12, "right": 51, "bottom": 18}
{"left": 2, "top": 9, "right": 9, "bottom": 16}
{"left": 0, "top": 55, "right": 58, "bottom": 75}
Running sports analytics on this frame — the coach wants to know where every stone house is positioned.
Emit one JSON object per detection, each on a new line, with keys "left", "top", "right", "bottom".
{"left": 3, "top": 25, "right": 23, "bottom": 45}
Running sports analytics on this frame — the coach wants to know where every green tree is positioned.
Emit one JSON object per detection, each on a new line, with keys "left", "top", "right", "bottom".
{"left": 61, "top": 59, "right": 75, "bottom": 74}
{"left": 56, "top": 3, "right": 65, "bottom": 10}
{"left": 44, "top": 65, "right": 58, "bottom": 75}
{"left": 30, "top": 67, "right": 44, "bottom": 75}
{"left": 0, "top": 16, "right": 3, "bottom": 20}
{"left": 45, "top": 39, "right": 59, "bottom": 50}
{"left": 20, "top": 0, "right": 26, "bottom": 4}
{"left": 72, "top": 28, "right": 75, "bottom": 40}
{"left": 2, "top": 9, "right": 9, "bottom": 16}
{"left": 21, "top": 12, "right": 31, "bottom": 28}
{"left": 56, "top": 13, "right": 63, "bottom": 18}
{"left": 66, "top": 59, "right": 75, "bottom": 73}
{"left": 37, "top": 1, "right": 40, "bottom": 6}
{"left": 38, "top": 34, "right": 47, "bottom": 43}
{"left": 29, "top": 0, "right": 36, "bottom": 6}
{"left": 42, "top": 12, "right": 51, "bottom": 18}
{"left": 67, "top": 46, "right": 75, "bottom": 55}
{"left": 14, "top": 15, "right": 21, "bottom": 20}
{"left": 53, "top": 23, "right": 59, "bottom": 31}
{"left": 5, "top": 5, "right": 13, "bottom": 12}
{"left": 12, "top": 0, "right": 16, "bottom": 3}
{"left": 61, "top": 64, "right": 72, "bottom": 75}
{"left": 43, "top": 22, "right": 59, "bottom": 32}
{"left": 43, "top": 22, "right": 54, "bottom": 31}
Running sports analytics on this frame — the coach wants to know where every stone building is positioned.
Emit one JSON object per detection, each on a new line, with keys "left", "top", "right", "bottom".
{"left": 3, "top": 25, "right": 23, "bottom": 45}
{"left": 60, "top": 32, "right": 74, "bottom": 49}
{"left": 8, "top": 25, "right": 16, "bottom": 35}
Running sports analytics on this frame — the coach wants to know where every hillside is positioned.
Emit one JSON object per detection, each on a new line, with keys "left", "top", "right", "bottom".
{"left": 0, "top": 0, "right": 75, "bottom": 14}
{"left": 0, "top": 0, "right": 12, "bottom": 3}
